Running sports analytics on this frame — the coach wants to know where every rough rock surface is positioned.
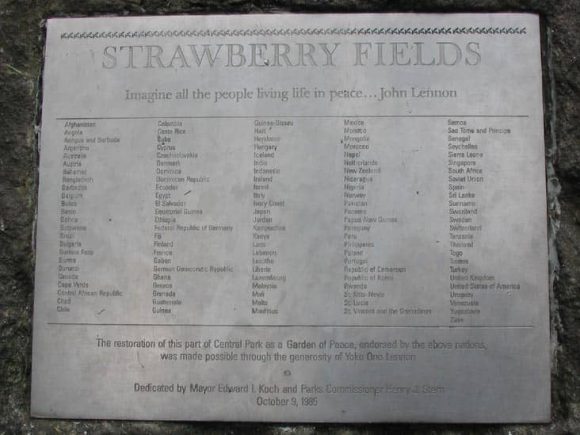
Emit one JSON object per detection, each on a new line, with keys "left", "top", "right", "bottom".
{"left": 0, "top": 1, "right": 577, "bottom": 433}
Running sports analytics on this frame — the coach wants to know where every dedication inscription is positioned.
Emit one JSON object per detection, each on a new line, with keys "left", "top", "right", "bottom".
{"left": 31, "top": 14, "right": 549, "bottom": 422}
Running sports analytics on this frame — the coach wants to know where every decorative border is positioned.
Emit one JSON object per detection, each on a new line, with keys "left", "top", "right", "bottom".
{"left": 60, "top": 26, "right": 527, "bottom": 39}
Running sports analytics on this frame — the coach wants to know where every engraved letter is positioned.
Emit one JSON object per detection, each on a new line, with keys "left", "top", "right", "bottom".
{"left": 390, "top": 42, "right": 411, "bottom": 66}
{"left": 102, "top": 46, "right": 117, "bottom": 69}
{"left": 437, "top": 42, "right": 462, "bottom": 66}
{"left": 226, "top": 44, "right": 246, "bottom": 67}
{"left": 354, "top": 42, "right": 372, "bottom": 66}
{"left": 249, "top": 44, "right": 269, "bottom": 67}
{"left": 319, "top": 43, "right": 340, "bottom": 66}
{"left": 189, "top": 44, "right": 223, "bottom": 67}
{"left": 145, "top": 45, "right": 166, "bottom": 68}
{"left": 465, "top": 42, "right": 481, "bottom": 66}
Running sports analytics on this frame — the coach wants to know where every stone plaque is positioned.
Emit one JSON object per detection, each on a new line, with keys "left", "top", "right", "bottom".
{"left": 31, "top": 13, "right": 550, "bottom": 422}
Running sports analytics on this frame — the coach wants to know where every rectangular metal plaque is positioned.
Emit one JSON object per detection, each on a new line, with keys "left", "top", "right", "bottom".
{"left": 32, "top": 13, "right": 550, "bottom": 422}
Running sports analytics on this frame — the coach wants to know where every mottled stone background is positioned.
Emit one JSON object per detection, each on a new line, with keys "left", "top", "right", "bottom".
{"left": 0, "top": 1, "right": 577, "bottom": 433}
